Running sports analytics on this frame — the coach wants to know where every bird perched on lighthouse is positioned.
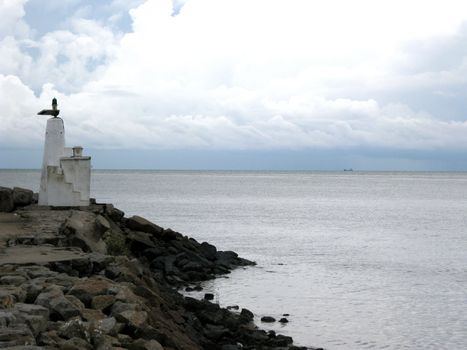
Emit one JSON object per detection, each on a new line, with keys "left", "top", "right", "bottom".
{"left": 38, "top": 98, "right": 60, "bottom": 117}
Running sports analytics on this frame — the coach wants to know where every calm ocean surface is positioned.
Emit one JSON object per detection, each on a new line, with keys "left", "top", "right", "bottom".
{"left": 1, "top": 170, "right": 467, "bottom": 350}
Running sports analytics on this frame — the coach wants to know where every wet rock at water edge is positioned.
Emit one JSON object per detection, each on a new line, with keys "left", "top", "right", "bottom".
{"left": 261, "top": 315, "right": 276, "bottom": 323}
{"left": 204, "top": 293, "right": 214, "bottom": 301}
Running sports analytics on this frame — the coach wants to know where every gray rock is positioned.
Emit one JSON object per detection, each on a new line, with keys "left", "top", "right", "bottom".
{"left": 110, "top": 301, "right": 139, "bottom": 315}
{"left": 91, "top": 295, "right": 115, "bottom": 311}
{"left": 61, "top": 210, "right": 107, "bottom": 254}
{"left": 126, "top": 216, "right": 163, "bottom": 236}
{"left": 0, "top": 310, "right": 16, "bottom": 327}
{"left": 35, "top": 287, "right": 81, "bottom": 320}
{"left": 59, "top": 336, "right": 93, "bottom": 350}
{"left": 14, "top": 303, "right": 49, "bottom": 318}
{"left": 0, "top": 285, "right": 27, "bottom": 304}
{"left": 95, "top": 215, "right": 111, "bottom": 232}
{"left": 67, "top": 277, "right": 112, "bottom": 306}
{"left": 12, "top": 187, "right": 34, "bottom": 207}
{"left": 128, "top": 339, "right": 163, "bottom": 350}
{"left": 11, "top": 304, "right": 49, "bottom": 336}
{"left": 114, "top": 310, "right": 148, "bottom": 329}
{"left": 0, "top": 325, "right": 35, "bottom": 347}
{"left": 0, "top": 186, "right": 14, "bottom": 212}
{"left": 0, "top": 275, "right": 27, "bottom": 286}
{"left": 92, "top": 317, "right": 118, "bottom": 336}
{"left": 58, "top": 319, "right": 91, "bottom": 342}
{"left": 104, "top": 204, "right": 124, "bottom": 222}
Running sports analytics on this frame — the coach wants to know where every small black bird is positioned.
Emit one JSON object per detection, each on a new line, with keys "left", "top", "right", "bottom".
{"left": 38, "top": 98, "right": 60, "bottom": 117}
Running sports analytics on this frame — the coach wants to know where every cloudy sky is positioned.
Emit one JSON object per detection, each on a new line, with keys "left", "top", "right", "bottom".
{"left": 2, "top": 0, "right": 467, "bottom": 170}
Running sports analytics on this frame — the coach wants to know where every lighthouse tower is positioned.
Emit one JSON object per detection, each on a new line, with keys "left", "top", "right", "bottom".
{"left": 38, "top": 98, "right": 91, "bottom": 206}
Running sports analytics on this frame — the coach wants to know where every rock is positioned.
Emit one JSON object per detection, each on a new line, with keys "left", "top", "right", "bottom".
{"left": 261, "top": 316, "right": 276, "bottom": 323}
{"left": 93, "top": 334, "right": 119, "bottom": 350}
{"left": 127, "top": 231, "right": 157, "bottom": 252}
{"left": 128, "top": 338, "right": 164, "bottom": 350}
{"left": 104, "top": 204, "right": 124, "bottom": 222}
{"left": 68, "top": 277, "right": 112, "bottom": 306}
{"left": 0, "top": 285, "right": 26, "bottom": 304}
{"left": 126, "top": 216, "right": 164, "bottom": 236}
{"left": 0, "top": 275, "right": 27, "bottom": 286}
{"left": 61, "top": 211, "right": 107, "bottom": 254}
{"left": 35, "top": 287, "right": 82, "bottom": 320}
{"left": 81, "top": 308, "right": 106, "bottom": 322}
{"left": 12, "top": 187, "right": 34, "bottom": 207}
{"left": 92, "top": 317, "right": 118, "bottom": 336}
{"left": 0, "top": 310, "right": 16, "bottom": 327}
{"left": 58, "top": 319, "right": 91, "bottom": 342}
{"left": 162, "top": 228, "right": 178, "bottom": 241}
{"left": 59, "top": 336, "right": 93, "bottom": 350}
{"left": 200, "top": 242, "right": 217, "bottom": 261}
{"left": 282, "top": 313, "right": 290, "bottom": 316}
{"left": 203, "top": 323, "right": 230, "bottom": 341}
{"left": 20, "top": 314, "right": 48, "bottom": 337}
{"left": 239, "top": 308, "right": 254, "bottom": 323}
{"left": 226, "top": 305, "right": 239, "bottom": 310}
{"left": 0, "top": 186, "right": 14, "bottom": 212}
{"left": 91, "top": 295, "right": 115, "bottom": 311}
{"left": 95, "top": 215, "right": 111, "bottom": 232}
{"left": 114, "top": 310, "right": 148, "bottom": 329}
{"left": 110, "top": 301, "right": 139, "bottom": 316}
{"left": 272, "top": 334, "right": 293, "bottom": 346}
{"left": 0, "top": 325, "right": 35, "bottom": 348}
{"left": 221, "top": 345, "right": 239, "bottom": 350}
{"left": 14, "top": 302, "right": 49, "bottom": 318}
{"left": 204, "top": 293, "right": 214, "bottom": 301}
{"left": 248, "top": 329, "right": 269, "bottom": 343}
{"left": 279, "top": 317, "right": 289, "bottom": 323}
{"left": 22, "top": 278, "right": 47, "bottom": 303}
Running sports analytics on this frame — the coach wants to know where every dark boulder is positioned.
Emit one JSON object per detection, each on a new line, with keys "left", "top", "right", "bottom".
{"left": 261, "top": 316, "right": 276, "bottom": 323}
{"left": 200, "top": 242, "right": 217, "bottom": 261}
{"left": 204, "top": 293, "right": 214, "bottom": 301}
{"left": 239, "top": 308, "right": 254, "bottom": 323}
{"left": 127, "top": 231, "right": 157, "bottom": 252}
{"left": 0, "top": 187, "right": 14, "bottom": 212}
{"left": 279, "top": 317, "right": 289, "bottom": 323}
{"left": 12, "top": 187, "right": 34, "bottom": 207}
{"left": 162, "top": 228, "right": 179, "bottom": 241}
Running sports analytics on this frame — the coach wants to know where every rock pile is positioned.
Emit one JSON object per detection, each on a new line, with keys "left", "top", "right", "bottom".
{"left": 0, "top": 194, "right": 321, "bottom": 350}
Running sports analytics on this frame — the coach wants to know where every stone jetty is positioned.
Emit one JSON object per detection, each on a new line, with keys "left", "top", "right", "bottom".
{"left": 0, "top": 186, "right": 321, "bottom": 350}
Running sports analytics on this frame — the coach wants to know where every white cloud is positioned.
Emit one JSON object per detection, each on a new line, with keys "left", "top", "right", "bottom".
{"left": 2, "top": 0, "right": 467, "bottom": 155}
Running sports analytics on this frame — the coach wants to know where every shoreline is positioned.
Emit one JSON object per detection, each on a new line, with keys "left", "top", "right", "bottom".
{"left": 0, "top": 186, "right": 322, "bottom": 350}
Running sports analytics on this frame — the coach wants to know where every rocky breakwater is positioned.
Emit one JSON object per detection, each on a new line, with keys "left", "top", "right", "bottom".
{"left": 0, "top": 186, "right": 321, "bottom": 350}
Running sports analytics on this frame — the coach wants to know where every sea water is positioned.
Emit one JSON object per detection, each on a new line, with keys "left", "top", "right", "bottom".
{"left": 1, "top": 170, "right": 467, "bottom": 350}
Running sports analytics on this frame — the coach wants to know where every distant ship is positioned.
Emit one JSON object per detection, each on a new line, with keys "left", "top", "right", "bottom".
{"left": 343, "top": 168, "right": 353, "bottom": 172}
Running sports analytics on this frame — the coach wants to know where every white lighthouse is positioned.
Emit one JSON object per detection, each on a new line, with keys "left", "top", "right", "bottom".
{"left": 38, "top": 98, "right": 91, "bottom": 206}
